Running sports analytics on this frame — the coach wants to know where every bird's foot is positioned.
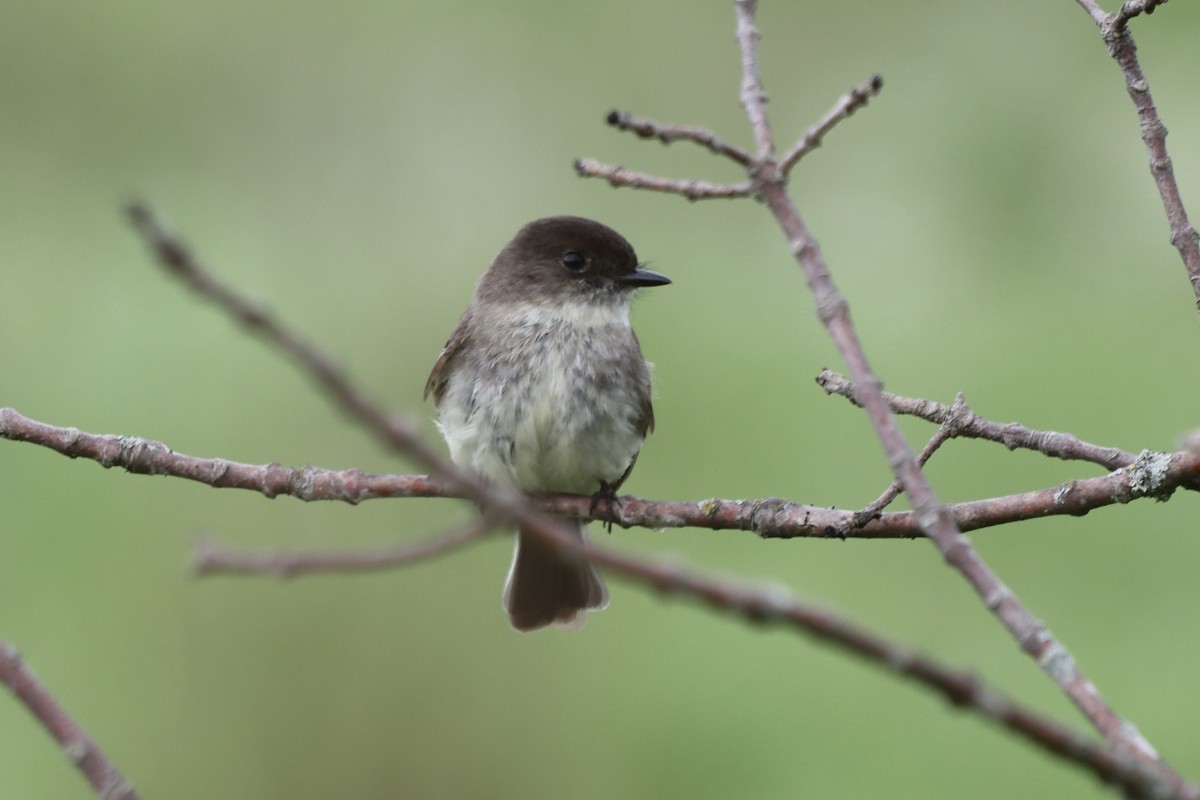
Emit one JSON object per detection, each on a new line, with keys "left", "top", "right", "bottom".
{"left": 589, "top": 480, "right": 623, "bottom": 533}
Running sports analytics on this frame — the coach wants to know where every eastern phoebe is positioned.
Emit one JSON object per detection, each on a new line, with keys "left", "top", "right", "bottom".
{"left": 425, "top": 216, "right": 670, "bottom": 631}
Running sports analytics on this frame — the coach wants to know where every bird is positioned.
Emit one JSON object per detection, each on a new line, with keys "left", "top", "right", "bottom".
{"left": 425, "top": 216, "right": 670, "bottom": 631}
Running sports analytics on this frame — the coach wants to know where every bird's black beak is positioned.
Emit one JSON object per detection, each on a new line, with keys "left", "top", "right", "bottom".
{"left": 615, "top": 266, "right": 671, "bottom": 287}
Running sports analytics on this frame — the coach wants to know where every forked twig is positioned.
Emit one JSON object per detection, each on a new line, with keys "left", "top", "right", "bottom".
{"left": 850, "top": 406, "right": 961, "bottom": 527}
{"left": 817, "top": 370, "right": 1137, "bottom": 470}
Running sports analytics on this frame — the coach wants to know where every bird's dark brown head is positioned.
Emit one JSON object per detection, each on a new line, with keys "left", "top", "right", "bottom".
{"left": 476, "top": 216, "right": 670, "bottom": 306}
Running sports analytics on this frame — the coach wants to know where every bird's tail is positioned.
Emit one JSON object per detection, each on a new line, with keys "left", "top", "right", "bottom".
{"left": 503, "top": 521, "right": 609, "bottom": 632}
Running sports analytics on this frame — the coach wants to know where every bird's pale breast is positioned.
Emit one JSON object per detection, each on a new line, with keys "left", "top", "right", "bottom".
{"left": 436, "top": 301, "right": 650, "bottom": 494}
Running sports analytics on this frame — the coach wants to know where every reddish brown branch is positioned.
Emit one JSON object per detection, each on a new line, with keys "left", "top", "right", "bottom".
{"left": 0, "top": 407, "right": 444, "bottom": 502}
{"left": 0, "top": 638, "right": 139, "bottom": 800}
{"left": 2, "top": 404, "right": 1191, "bottom": 796}
{"left": 3, "top": 407, "right": 1192, "bottom": 541}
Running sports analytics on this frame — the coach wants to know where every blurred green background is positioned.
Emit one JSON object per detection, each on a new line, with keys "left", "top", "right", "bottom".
{"left": 3, "top": 1, "right": 1199, "bottom": 798}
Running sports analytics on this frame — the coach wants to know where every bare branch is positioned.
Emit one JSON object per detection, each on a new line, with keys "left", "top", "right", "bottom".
{"left": 735, "top": 0, "right": 773, "bottom": 159}
{"left": 1, "top": 406, "right": 1190, "bottom": 799}
{"left": 187, "top": 518, "right": 1193, "bottom": 798}
{"left": 817, "top": 370, "right": 1137, "bottom": 470}
{"left": 193, "top": 517, "right": 493, "bottom": 578}
{"left": 604, "top": 110, "right": 754, "bottom": 167}
{"left": 731, "top": 0, "right": 1158, "bottom": 760}
{"left": 0, "top": 638, "right": 139, "bottom": 800}
{"left": 579, "top": 538, "right": 1190, "bottom": 800}
{"left": 553, "top": 0, "right": 1174, "bottom": 769}
{"left": 573, "top": 158, "right": 752, "bottom": 201}
{"left": 1073, "top": 0, "right": 1200, "bottom": 310}
{"left": 780, "top": 75, "right": 884, "bottom": 174}
{"left": 0, "top": 407, "right": 445, "bottom": 503}
{"left": 3, "top": 408, "right": 1193, "bottom": 541}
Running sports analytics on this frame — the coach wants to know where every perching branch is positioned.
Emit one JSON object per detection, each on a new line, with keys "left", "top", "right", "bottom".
{"left": 7, "top": 414, "right": 1182, "bottom": 794}
{"left": 3, "top": 407, "right": 1192, "bottom": 543}
{"left": 0, "top": 638, "right": 139, "bottom": 800}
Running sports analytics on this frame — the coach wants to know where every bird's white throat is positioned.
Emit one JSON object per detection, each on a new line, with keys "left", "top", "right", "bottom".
{"left": 498, "top": 298, "right": 632, "bottom": 329}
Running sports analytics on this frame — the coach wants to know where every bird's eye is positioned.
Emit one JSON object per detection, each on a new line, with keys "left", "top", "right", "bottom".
{"left": 561, "top": 251, "right": 587, "bottom": 272}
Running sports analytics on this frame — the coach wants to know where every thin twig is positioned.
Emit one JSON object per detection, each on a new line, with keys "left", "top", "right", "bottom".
{"left": 604, "top": 110, "right": 754, "bottom": 167}
{"left": 780, "top": 75, "right": 884, "bottom": 174}
{"left": 0, "top": 638, "right": 140, "bottom": 800}
{"left": 573, "top": 158, "right": 752, "bottom": 201}
{"left": 817, "top": 370, "right": 1137, "bottom": 470}
{"left": 193, "top": 517, "right": 493, "bottom": 578}
{"left": 2, "top": 407, "right": 1191, "bottom": 540}
{"left": 1073, "top": 0, "right": 1200, "bottom": 309}
{"left": 735, "top": 0, "right": 773, "bottom": 159}
{"left": 851, "top": 404, "right": 962, "bottom": 528}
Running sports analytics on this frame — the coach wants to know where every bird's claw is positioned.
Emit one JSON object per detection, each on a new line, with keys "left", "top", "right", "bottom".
{"left": 589, "top": 480, "right": 623, "bottom": 533}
